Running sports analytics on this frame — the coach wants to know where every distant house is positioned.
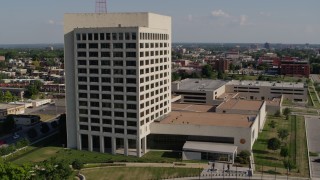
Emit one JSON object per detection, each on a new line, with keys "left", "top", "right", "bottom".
{"left": 0, "top": 103, "right": 25, "bottom": 118}
{"left": 0, "top": 56, "right": 5, "bottom": 61}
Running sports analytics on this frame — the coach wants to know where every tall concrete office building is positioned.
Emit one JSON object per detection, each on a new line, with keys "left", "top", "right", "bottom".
{"left": 64, "top": 13, "right": 171, "bottom": 157}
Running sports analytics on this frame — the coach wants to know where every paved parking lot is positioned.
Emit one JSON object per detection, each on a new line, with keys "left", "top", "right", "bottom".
{"left": 305, "top": 115, "right": 320, "bottom": 179}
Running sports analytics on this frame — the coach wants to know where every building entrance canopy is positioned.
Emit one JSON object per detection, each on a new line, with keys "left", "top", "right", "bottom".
{"left": 183, "top": 141, "right": 237, "bottom": 154}
{"left": 182, "top": 141, "right": 238, "bottom": 163}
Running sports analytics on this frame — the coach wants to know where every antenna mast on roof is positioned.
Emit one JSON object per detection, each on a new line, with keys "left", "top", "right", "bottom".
{"left": 95, "top": 0, "right": 107, "bottom": 13}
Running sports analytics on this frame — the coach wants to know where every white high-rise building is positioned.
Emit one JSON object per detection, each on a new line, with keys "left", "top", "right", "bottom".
{"left": 64, "top": 13, "right": 171, "bottom": 157}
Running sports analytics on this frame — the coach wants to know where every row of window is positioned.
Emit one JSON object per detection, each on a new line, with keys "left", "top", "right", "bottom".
{"left": 79, "top": 125, "right": 137, "bottom": 135}
{"left": 79, "top": 109, "right": 137, "bottom": 118}
{"left": 139, "top": 42, "right": 169, "bottom": 48}
{"left": 139, "top": 50, "right": 169, "bottom": 57}
{"left": 78, "top": 93, "right": 136, "bottom": 101}
{"left": 79, "top": 101, "right": 137, "bottom": 110}
{"left": 139, "top": 33, "right": 169, "bottom": 40}
{"left": 140, "top": 100, "right": 168, "bottom": 117}
{"left": 140, "top": 66, "right": 169, "bottom": 76}
{"left": 78, "top": 60, "right": 136, "bottom": 67}
{"left": 140, "top": 107, "right": 169, "bottom": 126}
{"left": 78, "top": 68, "right": 136, "bottom": 75}
{"left": 79, "top": 117, "right": 137, "bottom": 126}
{"left": 78, "top": 77, "right": 136, "bottom": 84}
{"left": 79, "top": 85, "right": 137, "bottom": 92}
{"left": 77, "top": 43, "right": 137, "bottom": 49}
{"left": 76, "top": 32, "right": 137, "bottom": 41}
{"left": 140, "top": 57, "right": 169, "bottom": 66}
{"left": 77, "top": 51, "right": 137, "bottom": 58}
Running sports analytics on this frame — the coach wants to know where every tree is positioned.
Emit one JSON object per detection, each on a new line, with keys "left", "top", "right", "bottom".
{"left": 217, "top": 71, "right": 226, "bottom": 80}
{"left": 36, "top": 158, "right": 72, "bottom": 180}
{"left": 72, "top": 159, "right": 84, "bottom": 170}
{"left": 277, "top": 129, "right": 289, "bottom": 141}
{"left": 0, "top": 161, "right": 32, "bottom": 180}
{"left": 283, "top": 159, "right": 296, "bottom": 172}
{"left": 283, "top": 108, "right": 291, "bottom": 116}
{"left": 267, "top": 138, "right": 281, "bottom": 151}
{"left": 24, "top": 80, "right": 43, "bottom": 99}
{"left": 202, "top": 65, "right": 213, "bottom": 78}
{"left": 274, "top": 110, "right": 281, "bottom": 117}
{"left": 4, "top": 91, "right": 13, "bottom": 102}
{"left": 268, "top": 120, "right": 276, "bottom": 130}
{"left": 171, "top": 72, "right": 180, "bottom": 81}
{"left": 236, "top": 150, "right": 251, "bottom": 164}
{"left": 280, "top": 146, "right": 289, "bottom": 158}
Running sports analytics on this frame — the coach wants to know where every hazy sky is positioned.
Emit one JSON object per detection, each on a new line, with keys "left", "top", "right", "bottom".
{"left": 0, "top": 0, "right": 319, "bottom": 44}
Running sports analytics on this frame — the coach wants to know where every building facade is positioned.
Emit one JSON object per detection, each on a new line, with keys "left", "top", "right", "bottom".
{"left": 64, "top": 13, "right": 171, "bottom": 157}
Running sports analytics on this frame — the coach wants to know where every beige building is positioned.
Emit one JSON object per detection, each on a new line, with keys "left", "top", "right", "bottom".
{"left": 226, "top": 80, "right": 307, "bottom": 102}
{"left": 0, "top": 104, "right": 25, "bottom": 117}
{"left": 172, "top": 79, "right": 227, "bottom": 105}
{"left": 149, "top": 103, "right": 262, "bottom": 163}
{"left": 64, "top": 12, "right": 172, "bottom": 157}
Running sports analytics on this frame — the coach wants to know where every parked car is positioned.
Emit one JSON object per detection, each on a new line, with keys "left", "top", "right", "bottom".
{"left": 13, "top": 133, "right": 20, "bottom": 139}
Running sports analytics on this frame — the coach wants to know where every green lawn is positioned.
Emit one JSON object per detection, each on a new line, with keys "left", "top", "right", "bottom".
{"left": 253, "top": 115, "right": 309, "bottom": 177}
{"left": 81, "top": 167, "right": 200, "bottom": 180}
{"left": 10, "top": 134, "right": 187, "bottom": 165}
{"left": 11, "top": 146, "right": 184, "bottom": 165}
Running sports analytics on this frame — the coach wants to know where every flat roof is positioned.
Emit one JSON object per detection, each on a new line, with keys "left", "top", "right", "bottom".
{"left": 173, "top": 79, "right": 227, "bottom": 91}
{"left": 0, "top": 103, "right": 24, "bottom": 110}
{"left": 217, "top": 99, "right": 263, "bottom": 111}
{"left": 159, "top": 111, "right": 255, "bottom": 128}
{"left": 266, "top": 98, "right": 281, "bottom": 106}
{"left": 227, "top": 80, "right": 305, "bottom": 88}
{"left": 172, "top": 103, "right": 215, "bottom": 112}
{"left": 183, "top": 141, "right": 237, "bottom": 154}
{"left": 216, "top": 93, "right": 238, "bottom": 101}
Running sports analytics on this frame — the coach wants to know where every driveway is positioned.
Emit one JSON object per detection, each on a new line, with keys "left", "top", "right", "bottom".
{"left": 305, "top": 115, "right": 320, "bottom": 179}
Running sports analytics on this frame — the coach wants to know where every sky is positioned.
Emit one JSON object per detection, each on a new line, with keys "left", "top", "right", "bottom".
{"left": 0, "top": 0, "right": 319, "bottom": 44}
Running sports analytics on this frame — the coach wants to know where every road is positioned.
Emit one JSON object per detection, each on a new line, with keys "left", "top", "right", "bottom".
{"left": 310, "top": 74, "right": 320, "bottom": 84}
{"left": 0, "top": 104, "right": 65, "bottom": 146}
{"left": 305, "top": 115, "right": 320, "bottom": 179}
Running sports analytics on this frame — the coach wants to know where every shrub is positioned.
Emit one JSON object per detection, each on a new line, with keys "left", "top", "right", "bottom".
{"left": 236, "top": 150, "right": 251, "bottom": 164}
{"left": 72, "top": 159, "right": 84, "bottom": 170}
{"left": 268, "top": 138, "right": 281, "bottom": 151}
{"left": 280, "top": 146, "right": 289, "bottom": 158}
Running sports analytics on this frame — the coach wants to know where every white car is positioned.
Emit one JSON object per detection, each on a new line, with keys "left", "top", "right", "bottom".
{"left": 13, "top": 133, "right": 20, "bottom": 139}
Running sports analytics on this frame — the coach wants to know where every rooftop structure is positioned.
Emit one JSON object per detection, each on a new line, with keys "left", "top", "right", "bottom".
{"left": 173, "top": 79, "right": 227, "bottom": 91}
{"left": 158, "top": 111, "right": 255, "bottom": 128}
{"left": 227, "top": 80, "right": 305, "bottom": 88}
{"left": 217, "top": 99, "right": 263, "bottom": 111}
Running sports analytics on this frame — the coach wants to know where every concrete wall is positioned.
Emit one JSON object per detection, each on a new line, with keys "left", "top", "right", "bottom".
{"left": 225, "top": 84, "right": 307, "bottom": 102}
{"left": 150, "top": 120, "right": 257, "bottom": 151}
{"left": 183, "top": 151, "right": 201, "bottom": 160}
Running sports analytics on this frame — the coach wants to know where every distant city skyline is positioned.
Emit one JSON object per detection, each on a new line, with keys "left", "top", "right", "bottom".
{"left": 0, "top": 0, "right": 319, "bottom": 44}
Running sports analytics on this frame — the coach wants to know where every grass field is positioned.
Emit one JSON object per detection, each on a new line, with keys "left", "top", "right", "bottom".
{"left": 81, "top": 167, "right": 200, "bottom": 180}
{"left": 10, "top": 134, "right": 189, "bottom": 165}
{"left": 308, "top": 86, "right": 320, "bottom": 108}
{"left": 253, "top": 115, "right": 309, "bottom": 177}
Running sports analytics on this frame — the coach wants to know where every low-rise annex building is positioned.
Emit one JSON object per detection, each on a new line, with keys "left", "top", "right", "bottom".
{"left": 149, "top": 102, "right": 263, "bottom": 163}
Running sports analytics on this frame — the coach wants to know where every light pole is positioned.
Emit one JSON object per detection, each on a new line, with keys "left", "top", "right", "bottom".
{"left": 223, "top": 163, "right": 225, "bottom": 180}
{"left": 261, "top": 164, "right": 263, "bottom": 180}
